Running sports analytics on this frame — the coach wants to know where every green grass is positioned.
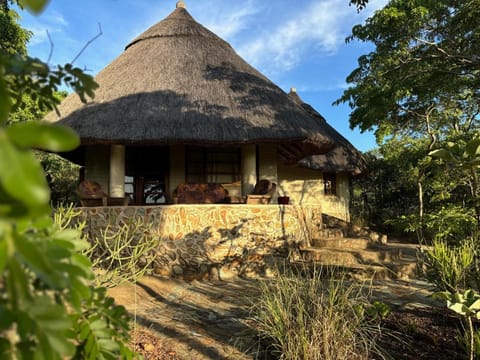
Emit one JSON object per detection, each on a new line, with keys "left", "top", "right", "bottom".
{"left": 249, "top": 264, "right": 387, "bottom": 360}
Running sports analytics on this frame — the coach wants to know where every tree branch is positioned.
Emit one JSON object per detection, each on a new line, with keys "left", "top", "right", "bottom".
{"left": 46, "top": 29, "right": 53, "bottom": 64}
{"left": 71, "top": 23, "right": 103, "bottom": 65}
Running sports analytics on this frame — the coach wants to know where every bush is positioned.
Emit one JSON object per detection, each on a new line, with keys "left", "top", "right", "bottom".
{"left": 249, "top": 265, "right": 386, "bottom": 360}
{"left": 54, "top": 204, "right": 161, "bottom": 287}
{"left": 418, "top": 238, "right": 478, "bottom": 292}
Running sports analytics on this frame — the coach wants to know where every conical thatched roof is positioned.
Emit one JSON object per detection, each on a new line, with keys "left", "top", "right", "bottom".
{"left": 46, "top": 3, "right": 335, "bottom": 157}
{"left": 288, "top": 89, "right": 366, "bottom": 175}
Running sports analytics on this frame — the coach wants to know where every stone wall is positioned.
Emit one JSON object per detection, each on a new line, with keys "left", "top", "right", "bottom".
{"left": 77, "top": 204, "right": 322, "bottom": 280}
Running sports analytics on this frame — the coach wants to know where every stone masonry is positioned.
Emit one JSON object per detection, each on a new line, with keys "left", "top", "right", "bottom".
{"left": 77, "top": 204, "right": 323, "bottom": 280}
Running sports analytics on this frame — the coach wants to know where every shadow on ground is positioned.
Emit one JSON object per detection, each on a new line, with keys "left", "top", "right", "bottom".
{"left": 108, "top": 276, "right": 262, "bottom": 359}
{"left": 108, "top": 273, "right": 443, "bottom": 359}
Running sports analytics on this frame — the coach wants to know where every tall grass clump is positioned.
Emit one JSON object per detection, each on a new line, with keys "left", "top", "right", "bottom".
{"left": 250, "top": 265, "right": 387, "bottom": 360}
{"left": 418, "top": 237, "right": 477, "bottom": 292}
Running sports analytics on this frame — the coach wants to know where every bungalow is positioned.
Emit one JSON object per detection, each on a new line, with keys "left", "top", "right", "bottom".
{"left": 47, "top": 2, "right": 365, "bottom": 278}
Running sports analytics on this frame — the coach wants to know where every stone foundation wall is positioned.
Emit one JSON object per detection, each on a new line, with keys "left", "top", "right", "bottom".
{"left": 77, "top": 204, "right": 322, "bottom": 280}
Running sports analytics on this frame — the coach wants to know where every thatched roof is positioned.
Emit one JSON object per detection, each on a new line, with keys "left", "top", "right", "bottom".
{"left": 46, "top": 3, "right": 335, "bottom": 158}
{"left": 288, "top": 89, "right": 367, "bottom": 175}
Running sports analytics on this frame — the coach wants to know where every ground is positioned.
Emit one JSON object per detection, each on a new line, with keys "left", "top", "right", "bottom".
{"left": 110, "top": 276, "right": 471, "bottom": 360}
{"left": 128, "top": 308, "right": 467, "bottom": 360}
{"left": 376, "top": 307, "right": 466, "bottom": 359}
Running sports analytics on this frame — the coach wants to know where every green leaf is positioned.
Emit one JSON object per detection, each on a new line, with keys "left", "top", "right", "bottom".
{"left": 18, "top": 0, "right": 50, "bottom": 14}
{"left": 6, "top": 122, "right": 79, "bottom": 152}
{"left": 465, "top": 138, "right": 480, "bottom": 157}
{"left": 469, "top": 299, "right": 480, "bottom": 312}
{"left": 448, "top": 302, "right": 470, "bottom": 316}
{"left": 0, "top": 237, "right": 7, "bottom": 274}
{"left": 29, "top": 296, "right": 76, "bottom": 358}
{"left": 7, "top": 258, "right": 32, "bottom": 307}
{"left": 429, "top": 149, "right": 457, "bottom": 162}
{"left": 69, "top": 277, "right": 91, "bottom": 309}
{"left": 0, "top": 69, "right": 11, "bottom": 125}
{"left": 433, "top": 291, "right": 453, "bottom": 302}
{"left": 0, "top": 131, "right": 50, "bottom": 210}
{"left": 14, "top": 234, "right": 64, "bottom": 289}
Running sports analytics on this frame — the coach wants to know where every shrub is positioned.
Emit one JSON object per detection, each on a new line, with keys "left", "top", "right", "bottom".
{"left": 435, "top": 289, "right": 480, "bottom": 360}
{"left": 249, "top": 265, "right": 386, "bottom": 360}
{"left": 54, "top": 204, "right": 161, "bottom": 287}
{"left": 418, "top": 238, "right": 477, "bottom": 292}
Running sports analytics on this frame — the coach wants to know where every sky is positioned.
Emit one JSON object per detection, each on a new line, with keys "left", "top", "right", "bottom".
{"left": 18, "top": 0, "right": 388, "bottom": 152}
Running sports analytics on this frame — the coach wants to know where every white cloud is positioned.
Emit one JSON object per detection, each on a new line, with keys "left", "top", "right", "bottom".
{"left": 45, "top": 11, "right": 68, "bottom": 27}
{"left": 237, "top": 0, "right": 353, "bottom": 73}
{"left": 303, "top": 81, "right": 350, "bottom": 92}
{"left": 25, "top": 10, "right": 68, "bottom": 46}
{"left": 201, "top": 0, "right": 261, "bottom": 39}
{"left": 236, "top": 0, "right": 387, "bottom": 75}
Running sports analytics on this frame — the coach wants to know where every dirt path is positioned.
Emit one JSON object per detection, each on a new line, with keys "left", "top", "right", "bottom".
{"left": 108, "top": 276, "right": 261, "bottom": 359}
{"left": 108, "top": 275, "right": 441, "bottom": 359}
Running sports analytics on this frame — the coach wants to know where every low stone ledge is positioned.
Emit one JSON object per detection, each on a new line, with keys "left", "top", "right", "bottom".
{"left": 76, "top": 204, "right": 323, "bottom": 279}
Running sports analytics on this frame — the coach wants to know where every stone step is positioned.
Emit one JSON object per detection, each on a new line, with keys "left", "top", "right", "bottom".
{"left": 300, "top": 247, "right": 401, "bottom": 266}
{"left": 319, "top": 228, "right": 344, "bottom": 239}
{"left": 310, "top": 237, "right": 372, "bottom": 250}
{"left": 299, "top": 240, "right": 421, "bottom": 281}
{"left": 386, "top": 260, "right": 418, "bottom": 280}
{"left": 287, "top": 261, "right": 395, "bottom": 281}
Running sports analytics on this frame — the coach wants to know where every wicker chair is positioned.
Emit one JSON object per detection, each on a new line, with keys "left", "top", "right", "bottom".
{"left": 77, "top": 180, "right": 107, "bottom": 206}
{"left": 246, "top": 179, "right": 276, "bottom": 204}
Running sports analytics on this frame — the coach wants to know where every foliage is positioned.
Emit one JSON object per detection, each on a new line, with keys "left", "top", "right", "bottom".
{"left": 352, "top": 135, "right": 479, "bottom": 242}
{"left": 336, "top": 0, "right": 480, "bottom": 141}
{"left": 429, "top": 137, "right": 480, "bottom": 230}
{"left": 0, "top": 124, "right": 137, "bottom": 359}
{"left": 2, "top": 5, "right": 81, "bottom": 205}
{"left": 435, "top": 289, "right": 480, "bottom": 360}
{"left": 351, "top": 138, "right": 425, "bottom": 234}
{"left": 0, "top": 4, "right": 31, "bottom": 55}
{"left": 86, "top": 217, "right": 161, "bottom": 287}
{"left": 7, "top": 81, "right": 80, "bottom": 204}
{"left": 340, "top": 0, "right": 479, "bottom": 242}
{"left": 249, "top": 265, "right": 386, "bottom": 360}
{"left": 40, "top": 152, "right": 80, "bottom": 204}
{"left": 422, "top": 207, "right": 477, "bottom": 243}
{"left": 0, "top": 0, "right": 137, "bottom": 358}
{"left": 72, "top": 287, "right": 136, "bottom": 360}
{"left": 349, "top": 0, "right": 369, "bottom": 10}
{"left": 457, "top": 328, "right": 480, "bottom": 360}
{"left": 54, "top": 204, "right": 161, "bottom": 287}
{"left": 417, "top": 238, "right": 477, "bottom": 292}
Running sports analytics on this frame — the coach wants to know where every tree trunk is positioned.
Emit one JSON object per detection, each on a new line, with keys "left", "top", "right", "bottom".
{"left": 417, "top": 179, "right": 425, "bottom": 243}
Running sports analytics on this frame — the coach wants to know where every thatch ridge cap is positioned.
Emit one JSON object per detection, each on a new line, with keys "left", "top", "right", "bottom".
{"left": 125, "top": 7, "right": 229, "bottom": 51}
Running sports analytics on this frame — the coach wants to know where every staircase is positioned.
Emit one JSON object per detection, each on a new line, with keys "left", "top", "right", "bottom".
{"left": 298, "top": 223, "right": 420, "bottom": 281}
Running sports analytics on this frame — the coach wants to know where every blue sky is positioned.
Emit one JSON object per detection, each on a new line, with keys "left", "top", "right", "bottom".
{"left": 18, "top": 0, "right": 388, "bottom": 152}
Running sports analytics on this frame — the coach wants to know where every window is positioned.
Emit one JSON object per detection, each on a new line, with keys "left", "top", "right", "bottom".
{"left": 186, "top": 146, "right": 240, "bottom": 183}
{"left": 323, "top": 173, "right": 337, "bottom": 195}
{"left": 125, "top": 176, "right": 135, "bottom": 203}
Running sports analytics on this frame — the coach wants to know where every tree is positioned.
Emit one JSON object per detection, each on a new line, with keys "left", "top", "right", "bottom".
{"left": 0, "top": 0, "right": 31, "bottom": 55}
{"left": 337, "top": 0, "right": 480, "bottom": 241}
{"left": 337, "top": 0, "right": 479, "bottom": 142}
